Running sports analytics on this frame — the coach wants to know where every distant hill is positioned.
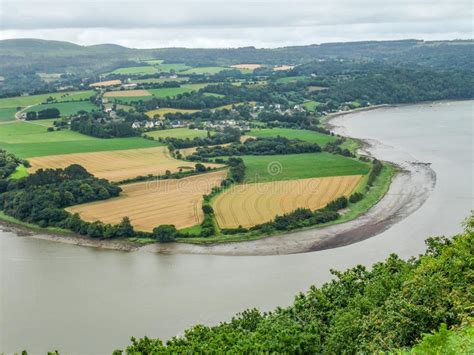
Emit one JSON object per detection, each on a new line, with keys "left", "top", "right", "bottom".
{"left": 0, "top": 38, "right": 473, "bottom": 76}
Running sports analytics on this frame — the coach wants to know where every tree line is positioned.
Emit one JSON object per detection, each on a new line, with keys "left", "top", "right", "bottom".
{"left": 186, "top": 136, "right": 321, "bottom": 160}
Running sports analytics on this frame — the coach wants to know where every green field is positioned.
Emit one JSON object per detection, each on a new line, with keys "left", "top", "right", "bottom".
{"left": 107, "top": 96, "right": 152, "bottom": 103}
{"left": 302, "top": 101, "right": 322, "bottom": 111}
{"left": 156, "top": 63, "right": 192, "bottom": 72}
{"left": 147, "top": 83, "right": 208, "bottom": 98}
{"left": 146, "top": 128, "right": 208, "bottom": 140}
{"left": 144, "top": 59, "right": 164, "bottom": 65}
{"left": 203, "top": 92, "right": 225, "bottom": 98}
{"left": 241, "top": 153, "right": 370, "bottom": 183}
{"left": 9, "top": 164, "right": 28, "bottom": 179}
{"left": 111, "top": 84, "right": 209, "bottom": 103}
{"left": 110, "top": 66, "right": 159, "bottom": 75}
{"left": 276, "top": 75, "right": 308, "bottom": 84}
{"left": 248, "top": 128, "right": 337, "bottom": 146}
{"left": 0, "top": 107, "right": 18, "bottom": 122}
{"left": 180, "top": 67, "right": 228, "bottom": 75}
{"left": 0, "top": 90, "right": 95, "bottom": 109}
{"left": 0, "top": 121, "right": 162, "bottom": 158}
{"left": 132, "top": 77, "right": 188, "bottom": 84}
{"left": 26, "top": 101, "right": 99, "bottom": 117}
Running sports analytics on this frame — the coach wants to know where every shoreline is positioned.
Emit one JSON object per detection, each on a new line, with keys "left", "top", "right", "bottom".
{"left": 1, "top": 103, "right": 436, "bottom": 255}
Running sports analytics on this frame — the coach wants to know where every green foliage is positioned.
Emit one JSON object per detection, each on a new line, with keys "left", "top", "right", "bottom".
{"left": 70, "top": 111, "right": 138, "bottom": 138}
{"left": 25, "top": 107, "right": 60, "bottom": 120}
{"left": 120, "top": 217, "right": 474, "bottom": 353}
{"left": 406, "top": 323, "right": 474, "bottom": 354}
{"left": 0, "top": 164, "right": 121, "bottom": 227}
{"left": 153, "top": 224, "right": 178, "bottom": 242}
{"left": 188, "top": 136, "right": 321, "bottom": 160}
{"left": 0, "top": 149, "right": 26, "bottom": 180}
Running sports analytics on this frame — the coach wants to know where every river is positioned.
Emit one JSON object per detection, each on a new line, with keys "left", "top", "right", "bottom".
{"left": 1, "top": 101, "right": 472, "bottom": 354}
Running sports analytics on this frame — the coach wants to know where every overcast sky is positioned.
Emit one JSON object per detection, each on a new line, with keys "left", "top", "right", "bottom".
{"left": 1, "top": 0, "right": 472, "bottom": 48}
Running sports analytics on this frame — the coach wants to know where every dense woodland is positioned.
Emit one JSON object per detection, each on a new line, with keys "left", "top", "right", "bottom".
{"left": 0, "top": 165, "right": 121, "bottom": 227}
{"left": 69, "top": 111, "right": 140, "bottom": 138}
{"left": 114, "top": 217, "right": 473, "bottom": 353}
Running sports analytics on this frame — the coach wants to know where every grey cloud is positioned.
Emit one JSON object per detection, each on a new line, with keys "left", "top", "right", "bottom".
{"left": 0, "top": 0, "right": 472, "bottom": 47}
{"left": 2, "top": 0, "right": 472, "bottom": 30}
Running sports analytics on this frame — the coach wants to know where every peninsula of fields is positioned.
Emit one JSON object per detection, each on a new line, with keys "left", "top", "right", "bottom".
{"left": 3, "top": 40, "right": 470, "bottom": 246}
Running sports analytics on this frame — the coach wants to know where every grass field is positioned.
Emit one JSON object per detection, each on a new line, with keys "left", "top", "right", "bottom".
{"left": 0, "top": 90, "right": 95, "bottom": 109}
{"left": 110, "top": 66, "right": 159, "bottom": 75}
{"left": 0, "top": 107, "right": 18, "bottom": 122}
{"left": 306, "top": 86, "right": 328, "bottom": 92}
{"left": 146, "top": 128, "right": 208, "bottom": 139}
{"left": 144, "top": 59, "right": 164, "bottom": 65}
{"left": 213, "top": 175, "right": 362, "bottom": 228}
{"left": 28, "top": 146, "right": 223, "bottom": 182}
{"left": 155, "top": 63, "right": 192, "bottom": 72}
{"left": 180, "top": 67, "right": 228, "bottom": 75}
{"left": 67, "top": 170, "right": 227, "bottom": 231}
{"left": 241, "top": 153, "right": 370, "bottom": 183}
{"left": 132, "top": 77, "right": 188, "bottom": 84}
{"left": 147, "top": 83, "right": 208, "bottom": 97}
{"left": 276, "top": 76, "right": 308, "bottom": 84}
{"left": 203, "top": 92, "right": 225, "bottom": 98}
{"left": 111, "top": 84, "right": 209, "bottom": 103}
{"left": 9, "top": 164, "right": 28, "bottom": 179}
{"left": 248, "top": 128, "right": 336, "bottom": 146}
{"left": 0, "top": 121, "right": 162, "bottom": 158}
{"left": 302, "top": 101, "right": 322, "bottom": 111}
{"left": 146, "top": 108, "right": 199, "bottom": 118}
{"left": 26, "top": 101, "right": 99, "bottom": 116}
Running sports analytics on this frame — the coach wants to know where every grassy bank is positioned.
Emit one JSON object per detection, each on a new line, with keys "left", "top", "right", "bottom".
{"left": 0, "top": 211, "right": 71, "bottom": 235}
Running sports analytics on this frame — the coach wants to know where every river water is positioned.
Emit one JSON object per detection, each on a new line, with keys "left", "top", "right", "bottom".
{"left": 1, "top": 101, "right": 472, "bottom": 354}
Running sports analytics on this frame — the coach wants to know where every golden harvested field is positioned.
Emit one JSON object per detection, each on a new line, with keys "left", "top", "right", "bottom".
{"left": 28, "top": 146, "right": 223, "bottom": 182}
{"left": 67, "top": 170, "right": 228, "bottom": 231}
{"left": 90, "top": 80, "right": 122, "bottom": 87}
{"left": 146, "top": 108, "right": 199, "bottom": 118}
{"left": 230, "top": 64, "right": 262, "bottom": 70}
{"left": 273, "top": 65, "right": 295, "bottom": 71}
{"left": 213, "top": 175, "right": 362, "bottom": 228}
{"left": 104, "top": 90, "right": 151, "bottom": 97}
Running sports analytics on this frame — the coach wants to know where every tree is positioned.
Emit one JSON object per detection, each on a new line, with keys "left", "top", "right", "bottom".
{"left": 116, "top": 217, "right": 134, "bottom": 238}
{"left": 195, "top": 163, "right": 206, "bottom": 172}
{"left": 153, "top": 224, "right": 177, "bottom": 242}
